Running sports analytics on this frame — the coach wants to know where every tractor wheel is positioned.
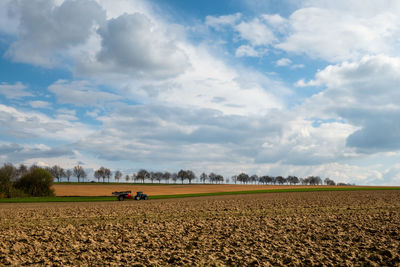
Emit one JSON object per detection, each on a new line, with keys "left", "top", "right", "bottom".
{"left": 118, "top": 195, "right": 124, "bottom": 201}
{"left": 144, "top": 196, "right": 148, "bottom": 200}
{"left": 135, "top": 196, "right": 140, "bottom": 200}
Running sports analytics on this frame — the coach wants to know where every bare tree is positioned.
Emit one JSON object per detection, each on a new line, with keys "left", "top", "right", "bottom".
{"left": 163, "top": 172, "right": 171, "bottom": 183}
{"left": 177, "top": 170, "right": 187, "bottom": 184}
{"left": 186, "top": 170, "right": 196, "bottom": 184}
{"left": 94, "top": 168, "right": 103, "bottom": 183}
{"left": 153, "top": 172, "right": 163, "bottom": 183}
{"left": 231, "top": 175, "right": 238, "bottom": 184}
{"left": 209, "top": 172, "right": 217, "bottom": 184}
{"left": 114, "top": 170, "right": 122, "bottom": 183}
{"left": 215, "top": 174, "right": 224, "bottom": 184}
{"left": 50, "top": 165, "right": 65, "bottom": 183}
{"left": 237, "top": 173, "right": 249, "bottom": 184}
{"left": 73, "top": 165, "right": 86, "bottom": 183}
{"left": 95, "top": 167, "right": 111, "bottom": 183}
{"left": 250, "top": 174, "right": 258, "bottom": 184}
{"left": 137, "top": 169, "right": 150, "bottom": 183}
{"left": 287, "top": 176, "right": 299, "bottom": 185}
{"left": 65, "top": 169, "right": 72, "bottom": 182}
{"left": 132, "top": 173, "right": 138, "bottom": 183}
{"left": 171, "top": 172, "right": 178, "bottom": 184}
{"left": 200, "top": 172, "right": 208, "bottom": 184}
{"left": 125, "top": 174, "right": 130, "bottom": 183}
{"left": 149, "top": 172, "right": 156, "bottom": 183}
{"left": 276, "top": 176, "right": 285, "bottom": 185}
{"left": 104, "top": 168, "right": 111, "bottom": 183}
{"left": 324, "top": 177, "right": 336, "bottom": 186}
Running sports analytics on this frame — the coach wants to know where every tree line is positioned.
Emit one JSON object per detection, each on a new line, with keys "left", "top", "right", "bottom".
{"left": 1, "top": 163, "right": 345, "bottom": 191}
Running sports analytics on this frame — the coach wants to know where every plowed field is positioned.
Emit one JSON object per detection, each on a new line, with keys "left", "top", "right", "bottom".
{"left": 1, "top": 190, "right": 399, "bottom": 266}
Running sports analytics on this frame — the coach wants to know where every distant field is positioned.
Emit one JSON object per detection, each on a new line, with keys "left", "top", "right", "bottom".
{"left": 53, "top": 183, "right": 400, "bottom": 197}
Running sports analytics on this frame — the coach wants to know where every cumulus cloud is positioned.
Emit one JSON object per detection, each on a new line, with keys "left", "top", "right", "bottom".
{"left": 4, "top": 0, "right": 106, "bottom": 67}
{"left": 56, "top": 108, "right": 78, "bottom": 121}
{"left": 29, "top": 100, "right": 51, "bottom": 109}
{"left": 115, "top": 44, "right": 287, "bottom": 116}
{"left": 255, "top": 116, "right": 357, "bottom": 165}
{"left": 80, "top": 12, "right": 189, "bottom": 79}
{"left": 235, "top": 18, "right": 276, "bottom": 46}
{"left": 74, "top": 103, "right": 283, "bottom": 163}
{"left": 205, "top": 2, "right": 400, "bottom": 62}
{"left": 0, "top": 0, "right": 19, "bottom": 35}
{"left": 276, "top": 6, "right": 400, "bottom": 62}
{"left": 235, "top": 45, "right": 263, "bottom": 57}
{"left": 0, "top": 104, "right": 93, "bottom": 141}
{"left": 0, "top": 82, "right": 32, "bottom": 99}
{"left": 0, "top": 143, "right": 74, "bottom": 163}
{"left": 205, "top": 13, "right": 242, "bottom": 29}
{"left": 382, "top": 164, "right": 400, "bottom": 185}
{"left": 276, "top": 58, "right": 292, "bottom": 66}
{"left": 261, "top": 14, "right": 287, "bottom": 29}
{"left": 48, "top": 79, "right": 121, "bottom": 107}
{"left": 299, "top": 55, "right": 400, "bottom": 153}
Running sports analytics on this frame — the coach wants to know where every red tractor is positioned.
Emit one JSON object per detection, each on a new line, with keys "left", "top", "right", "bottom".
{"left": 112, "top": 191, "right": 148, "bottom": 201}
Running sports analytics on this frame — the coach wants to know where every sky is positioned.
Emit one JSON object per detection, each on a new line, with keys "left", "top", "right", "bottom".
{"left": 0, "top": 0, "right": 400, "bottom": 185}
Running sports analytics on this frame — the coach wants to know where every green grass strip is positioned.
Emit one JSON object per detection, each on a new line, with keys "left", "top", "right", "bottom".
{"left": 1, "top": 186, "right": 399, "bottom": 203}
{"left": 0, "top": 196, "right": 115, "bottom": 203}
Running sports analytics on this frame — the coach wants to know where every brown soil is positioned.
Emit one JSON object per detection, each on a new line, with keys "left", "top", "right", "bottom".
{"left": 1, "top": 190, "right": 399, "bottom": 266}
{"left": 53, "top": 184, "right": 385, "bottom": 196}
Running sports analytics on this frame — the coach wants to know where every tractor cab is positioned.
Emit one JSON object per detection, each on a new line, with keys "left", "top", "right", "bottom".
{"left": 135, "top": 191, "right": 148, "bottom": 200}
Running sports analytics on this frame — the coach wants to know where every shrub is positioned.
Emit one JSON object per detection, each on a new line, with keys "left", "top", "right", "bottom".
{"left": 7, "top": 187, "right": 28, "bottom": 198}
{"left": 14, "top": 168, "right": 55, "bottom": 197}
{"left": 0, "top": 163, "right": 18, "bottom": 198}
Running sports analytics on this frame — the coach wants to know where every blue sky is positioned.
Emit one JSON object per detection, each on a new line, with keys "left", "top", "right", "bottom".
{"left": 1, "top": 0, "right": 400, "bottom": 185}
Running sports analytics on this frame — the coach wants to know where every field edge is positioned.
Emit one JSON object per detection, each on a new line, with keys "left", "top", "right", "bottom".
{"left": 1, "top": 186, "right": 399, "bottom": 203}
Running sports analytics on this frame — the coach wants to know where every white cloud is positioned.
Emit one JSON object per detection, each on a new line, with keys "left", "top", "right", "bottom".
{"left": 205, "top": 13, "right": 242, "bottom": 29}
{"left": 291, "top": 64, "right": 305, "bottom": 69}
{"left": 276, "top": 58, "right": 304, "bottom": 69}
{"left": 0, "top": 0, "right": 19, "bottom": 35}
{"left": 235, "top": 18, "right": 276, "bottom": 46}
{"left": 262, "top": 14, "right": 287, "bottom": 27}
{"left": 48, "top": 79, "right": 121, "bottom": 107}
{"left": 0, "top": 104, "right": 94, "bottom": 141}
{"left": 29, "top": 100, "right": 51, "bottom": 109}
{"left": 382, "top": 164, "right": 400, "bottom": 185}
{"left": 0, "top": 142, "right": 74, "bottom": 163}
{"left": 276, "top": 6, "right": 400, "bottom": 62}
{"left": 276, "top": 57, "right": 292, "bottom": 66}
{"left": 4, "top": 0, "right": 106, "bottom": 67}
{"left": 56, "top": 108, "right": 78, "bottom": 121}
{"left": 79, "top": 12, "right": 190, "bottom": 79}
{"left": 255, "top": 116, "right": 358, "bottom": 165}
{"left": 0, "top": 82, "right": 32, "bottom": 99}
{"left": 235, "top": 45, "right": 262, "bottom": 57}
{"left": 299, "top": 55, "right": 400, "bottom": 153}
{"left": 152, "top": 45, "right": 285, "bottom": 116}
{"left": 75, "top": 103, "right": 282, "bottom": 165}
